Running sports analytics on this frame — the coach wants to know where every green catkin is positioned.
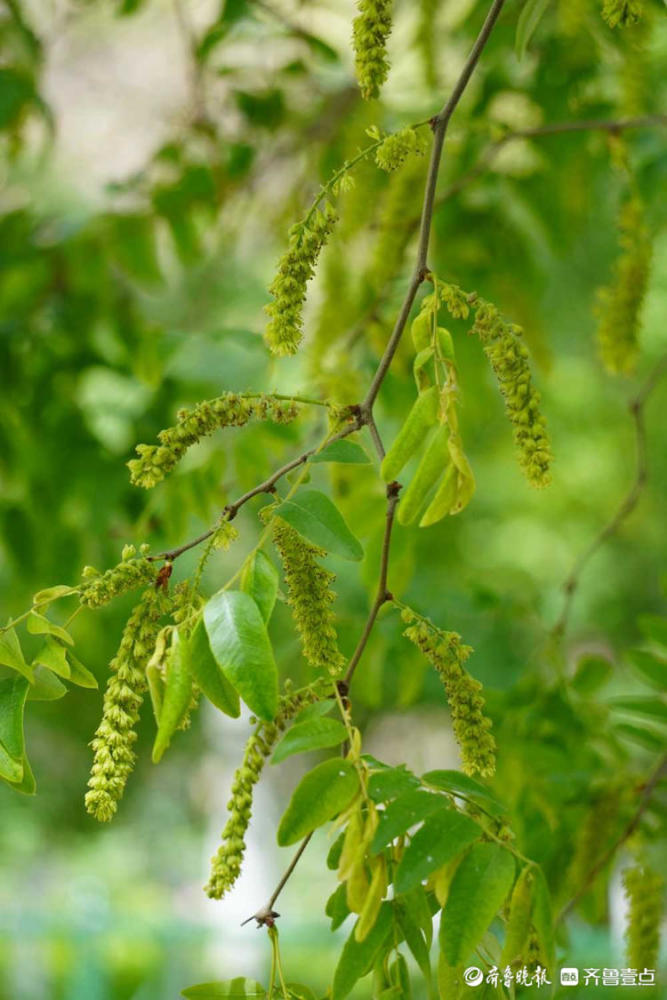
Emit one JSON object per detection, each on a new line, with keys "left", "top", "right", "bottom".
{"left": 375, "top": 128, "right": 427, "bottom": 173}
{"left": 353, "top": 0, "right": 394, "bottom": 100}
{"left": 205, "top": 690, "right": 317, "bottom": 899}
{"left": 595, "top": 197, "right": 651, "bottom": 375}
{"left": 367, "top": 156, "right": 425, "bottom": 294}
{"left": 272, "top": 517, "right": 346, "bottom": 676}
{"left": 85, "top": 589, "right": 165, "bottom": 822}
{"left": 79, "top": 545, "right": 155, "bottom": 608}
{"left": 128, "top": 394, "right": 300, "bottom": 488}
{"left": 566, "top": 786, "right": 623, "bottom": 899}
{"left": 601, "top": 0, "right": 643, "bottom": 27}
{"left": 401, "top": 608, "right": 496, "bottom": 777}
{"left": 265, "top": 206, "right": 338, "bottom": 357}
{"left": 417, "top": 0, "right": 438, "bottom": 90}
{"left": 623, "top": 865, "right": 664, "bottom": 969}
{"left": 470, "top": 300, "right": 552, "bottom": 487}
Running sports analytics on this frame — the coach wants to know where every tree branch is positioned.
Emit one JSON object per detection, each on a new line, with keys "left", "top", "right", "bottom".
{"left": 553, "top": 353, "right": 667, "bottom": 637}
{"left": 557, "top": 751, "right": 667, "bottom": 923}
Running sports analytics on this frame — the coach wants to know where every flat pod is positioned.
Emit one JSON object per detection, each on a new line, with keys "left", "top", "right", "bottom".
{"left": 381, "top": 386, "right": 439, "bottom": 483}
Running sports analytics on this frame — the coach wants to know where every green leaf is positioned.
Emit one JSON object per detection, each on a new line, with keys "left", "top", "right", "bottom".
{"left": 394, "top": 808, "right": 481, "bottom": 893}
{"left": 67, "top": 655, "right": 99, "bottom": 689}
{"left": 274, "top": 490, "right": 363, "bottom": 561}
{"left": 33, "top": 639, "right": 71, "bottom": 679}
{"left": 515, "top": 0, "right": 551, "bottom": 60}
{"left": 0, "top": 676, "right": 30, "bottom": 782}
{"left": 8, "top": 752, "right": 36, "bottom": 794}
{"left": 241, "top": 550, "right": 279, "bottom": 624}
{"left": 531, "top": 866, "right": 555, "bottom": 970}
{"left": 626, "top": 649, "right": 667, "bottom": 691}
{"left": 293, "top": 699, "right": 336, "bottom": 724}
{"left": 395, "top": 902, "right": 431, "bottom": 990}
{"left": 371, "top": 790, "right": 449, "bottom": 853}
{"left": 33, "top": 585, "right": 77, "bottom": 606}
{"left": 27, "top": 611, "right": 74, "bottom": 646}
{"left": 27, "top": 666, "right": 67, "bottom": 701}
{"left": 0, "top": 628, "right": 33, "bottom": 681}
{"left": 440, "top": 843, "right": 515, "bottom": 965}
{"left": 152, "top": 632, "right": 194, "bottom": 763}
{"left": 421, "top": 770, "right": 507, "bottom": 817}
{"left": 638, "top": 615, "right": 667, "bottom": 650}
{"left": 613, "top": 723, "right": 665, "bottom": 751}
{"left": 368, "top": 765, "right": 420, "bottom": 802}
{"left": 204, "top": 591, "right": 278, "bottom": 720}
{"left": 609, "top": 696, "right": 667, "bottom": 723}
{"left": 310, "top": 440, "right": 370, "bottom": 465}
{"left": 571, "top": 654, "right": 613, "bottom": 695}
{"left": 277, "top": 758, "right": 359, "bottom": 846}
{"left": 286, "top": 984, "right": 318, "bottom": 1000}
{"left": 326, "top": 882, "right": 350, "bottom": 930}
{"left": 187, "top": 618, "right": 240, "bottom": 718}
{"left": 181, "top": 980, "right": 266, "bottom": 998}
{"left": 332, "top": 902, "right": 394, "bottom": 1000}
{"left": 271, "top": 717, "right": 347, "bottom": 764}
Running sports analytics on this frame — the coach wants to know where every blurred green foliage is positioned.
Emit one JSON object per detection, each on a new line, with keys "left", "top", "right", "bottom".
{"left": 1, "top": 0, "right": 666, "bottom": 996}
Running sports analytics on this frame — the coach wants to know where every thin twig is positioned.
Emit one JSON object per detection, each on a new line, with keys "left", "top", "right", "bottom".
{"left": 557, "top": 752, "right": 667, "bottom": 923}
{"left": 553, "top": 353, "right": 667, "bottom": 637}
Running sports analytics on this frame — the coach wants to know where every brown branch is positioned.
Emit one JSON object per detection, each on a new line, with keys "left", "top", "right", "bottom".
{"left": 557, "top": 752, "right": 667, "bottom": 923}
{"left": 553, "top": 353, "right": 667, "bottom": 637}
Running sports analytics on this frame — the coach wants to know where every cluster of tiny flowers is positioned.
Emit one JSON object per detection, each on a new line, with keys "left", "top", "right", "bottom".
{"left": 401, "top": 608, "right": 496, "bottom": 777}
{"left": 441, "top": 282, "right": 472, "bottom": 320}
{"left": 128, "top": 394, "right": 301, "bottom": 488}
{"left": 205, "top": 690, "right": 318, "bottom": 899}
{"left": 264, "top": 206, "right": 338, "bottom": 357}
{"left": 601, "top": 0, "right": 643, "bottom": 27}
{"left": 85, "top": 589, "right": 165, "bottom": 822}
{"left": 79, "top": 544, "right": 155, "bottom": 608}
{"left": 595, "top": 197, "right": 651, "bottom": 375}
{"left": 375, "top": 128, "right": 427, "bottom": 173}
{"left": 367, "top": 157, "right": 424, "bottom": 292}
{"left": 566, "top": 785, "right": 626, "bottom": 894}
{"left": 272, "top": 517, "right": 346, "bottom": 676}
{"left": 353, "top": 0, "right": 393, "bottom": 100}
{"left": 471, "top": 301, "right": 552, "bottom": 487}
{"left": 623, "top": 865, "right": 664, "bottom": 969}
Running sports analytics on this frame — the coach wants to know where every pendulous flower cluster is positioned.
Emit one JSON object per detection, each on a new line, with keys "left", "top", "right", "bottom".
{"left": 623, "top": 865, "right": 664, "bottom": 969}
{"left": 601, "top": 0, "right": 643, "bottom": 27}
{"left": 595, "top": 197, "right": 651, "bottom": 375}
{"left": 205, "top": 690, "right": 318, "bottom": 899}
{"left": 272, "top": 516, "right": 346, "bottom": 677}
{"left": 375, "top": 127, "right": 427, "bottom": 173}
{"left": 79, "top": 544, "right": 156, "bottom": 608}
{"left": 264, "top": 206, "right": 338, "bottom": 357}
{"left": 401, "top": 608, "right": 496, "bottom": 777}
{"left": 85, "top": 589, "right": 165, "bottom": 822}
{"left": 128, "top": 394, "right": 301, "bottom": 488}
{"left": 471, "top": 300, "right": 552, "bottom": 487}
{"left": 353, "top": 0, "right": 394, "bottom": 100}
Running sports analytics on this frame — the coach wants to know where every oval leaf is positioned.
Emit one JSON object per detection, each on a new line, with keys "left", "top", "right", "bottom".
{"left": 277, "top": 757, "right": 359, "bottom": 846}
{"left": 27, "top": 611, "right": 74, "bottom": 646}
{"left": 274, "top": 490, "right": 363, "bottom": 561}
{"left": 27, "top": 666, "right": 67, "bottom": 702}
{"left": 181, "top": 980, "right": 266, "bottom": 998}
{"left": 271, "top": 717, "right": 347, "bottom": 764}
{"left": 0, "top": 675, "right": 29, "bottom": 767}
{"left": 310, "top": 440, "right": 370, "bottom": 465}
{"left": 0, "top": 628, "right": 32, "bottom": 682}
{"left": 371, "top": 789, "right": 449, "bottom": 854}
{"left": 421, "top": 769, "right": 506, "bottom": 817}
{"left": 204, "top": 591, "right": 278, "bottom": 721}
{"left": 332, "top": 902, "right": 393, "bottom": 1000}
{"left": 440, "top": 842, "right": 515, "bottom": 965}
{"left": 188, "top": 618, "right": 240, "bottom": 718}
{"left": 394, "top": 808, "right": 481, "bottom": 893}
{"left": 241, "top": 550, "right": 279, "bottom": 624}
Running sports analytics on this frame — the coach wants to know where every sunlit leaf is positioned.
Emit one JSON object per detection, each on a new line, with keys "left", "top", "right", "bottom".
{"left": 274, "top": 490, "right": 363, "bottom": 561}
{"left": 277, "top": 758, "right": 359, "bottom": 846}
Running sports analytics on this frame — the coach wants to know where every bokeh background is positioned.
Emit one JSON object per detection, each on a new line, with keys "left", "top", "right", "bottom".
{"left": 1, "top": 0, "right": 666, "bottom": 996}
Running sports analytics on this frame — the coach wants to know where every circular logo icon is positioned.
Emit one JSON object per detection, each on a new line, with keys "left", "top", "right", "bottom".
{"left": 464, "top": 967, "right": 484, "bottom": 987}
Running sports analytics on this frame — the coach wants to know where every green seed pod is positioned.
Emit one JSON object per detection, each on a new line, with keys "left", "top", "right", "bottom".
{"left": 355, "top": 853, "right": 387, "bottom": 941}
{"left": 381, "top": 386, "right": 438, "bottom": 482}
{"left": 432, "top": 855, "right": 462, "bottom": 908}
{"left": 501, "top": 866, "right": 534, "bottom": 965}
{"left": 346, "top": 858, "right": 370, "bottom": 914}
{"left": 338, "top": 802, "right": 365, "bottom": 881}
{"left": 411, "top": 311, "right": 432, "bottom": 352}
{"left": 398, "top": 425, "right": 450, "bottom": 526}
{"left": 152, "top": 631, "right": 194, "bottom": 763}
{"left": 419, "top": 464, "right": 458, "bottom": 526}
